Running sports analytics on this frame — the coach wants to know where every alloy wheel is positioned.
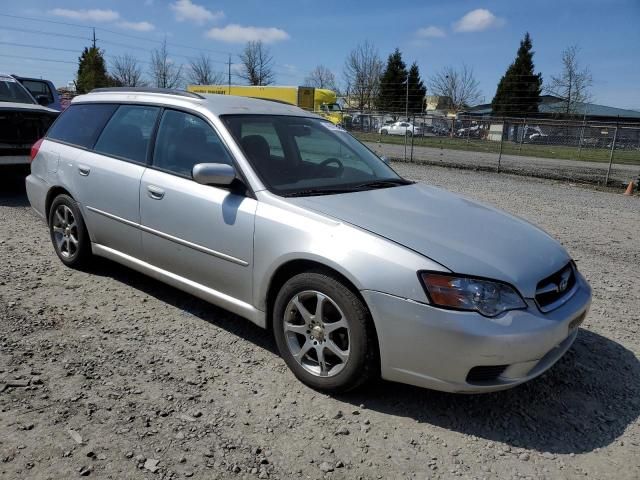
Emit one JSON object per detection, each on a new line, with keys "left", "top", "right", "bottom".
{"left": 283, "top": 290, "right": 350, "bottom": 377}
{"left": 52, "top": 204, "right": 79, "bottom": 258}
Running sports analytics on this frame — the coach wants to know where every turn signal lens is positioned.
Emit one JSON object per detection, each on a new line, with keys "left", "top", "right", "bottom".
{"left": 420, "top": 272, "right": 526, "bottom": 317}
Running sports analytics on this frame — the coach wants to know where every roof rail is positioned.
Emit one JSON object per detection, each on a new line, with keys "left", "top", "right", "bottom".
{"left": 89, "top": 87, "right": 204, "bottom": 99}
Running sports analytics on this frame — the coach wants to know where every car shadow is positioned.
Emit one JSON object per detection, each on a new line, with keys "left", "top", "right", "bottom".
{"left": 89, "top": 257, "right": 277, "bottom": 355}
{"left": 89, "top": 257, "right": 638, "bottom": 455}
{"left": 0, "top": 167, "right": 30, "bottom": 207}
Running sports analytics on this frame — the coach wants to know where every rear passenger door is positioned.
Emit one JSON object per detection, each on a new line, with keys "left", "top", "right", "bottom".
{"left": 139, "top": 109, "right": 257, "bottom": 305}
{"left": 69, "top": 104, "right": 160, "bottom": 258}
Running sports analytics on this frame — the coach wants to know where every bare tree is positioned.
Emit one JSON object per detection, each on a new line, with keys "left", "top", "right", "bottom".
{"left": 304, "top": 65, "right": 337, "bottom": 91}
{"left": 110, "top": 54, "right": 145, "bottom": 87}
{"left": 343, "top": 41, "right": 382, "bottom": 109}
{"left": 545, "top": 45, "right": 593, "bottom": 115}
{"left": 149, "top": 39, "right": 183, "bottom": 89}
{"left": 238, "top": 41, "right": 274, "bottom": 86}
{"left": 187, "top": 53, "right": 225, "bottom": 85}
{"left": 428, "top": 65, "right": 482, "bottom": 113}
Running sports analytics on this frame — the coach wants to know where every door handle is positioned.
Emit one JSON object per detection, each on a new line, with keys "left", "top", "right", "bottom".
{"left": 78, "top": 165, "right": 90, "bottom": 176}
{"left": 147, "top": 185, "right": 165, "bottom": 200}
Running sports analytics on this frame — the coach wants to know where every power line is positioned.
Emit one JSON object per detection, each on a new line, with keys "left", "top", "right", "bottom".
{"left": 0, "top": 13, "right": 93, "bottom": 30}
{"left": 0, "top": 24, "right": 90, "bottom": 40}
{"left": 0, "top": 41, "right": 79, "bottom": 53}
{"left": 0, "top": 53, "right": 76, "bottom": 64}
{"left": 0, "top": 13, "right": 236, "bottom": 57}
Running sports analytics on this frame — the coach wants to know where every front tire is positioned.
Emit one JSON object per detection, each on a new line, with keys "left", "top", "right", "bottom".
{"left": 273, "top": 271, "right": 378, "bottom": 393}
{"left": 48, "top": 194, "right": 92, "bottom": 269}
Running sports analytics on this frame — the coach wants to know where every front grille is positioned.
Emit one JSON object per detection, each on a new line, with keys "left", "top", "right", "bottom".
{"left": 466, "top": 365, "right": 508, "bottom": 384}
{"left": 535, "top": 263, "right": 576, "bottom": 312}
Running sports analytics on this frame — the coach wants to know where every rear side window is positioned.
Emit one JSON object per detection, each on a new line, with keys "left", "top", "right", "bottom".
{"left": 94, "top": 105, "right": 160, "bottom": 164}
{"left": 47, "top": 103, "right": 117, "bottom": 148}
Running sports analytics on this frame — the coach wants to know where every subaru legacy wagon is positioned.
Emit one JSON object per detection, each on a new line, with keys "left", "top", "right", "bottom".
{"left": 26, "top": 88, "right": 592, "bottom": 393}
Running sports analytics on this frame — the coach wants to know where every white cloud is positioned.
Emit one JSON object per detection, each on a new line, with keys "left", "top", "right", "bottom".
{"left": 49, "top": 8, "right": 120, "bottom": 22}
{"left": 118, "top": 21, "right": 155, "bottom": 32}
{"left": 416, "top": 26, "right": 446, "bottom": 38}
{"left": 453, "top": 9, "right": 505, "bottom": 33}
{"left": 205, "top": 24, "right": 290, "bottom": 44}
{"left": 170, "top": 0, "right": 223, "bottom": 25}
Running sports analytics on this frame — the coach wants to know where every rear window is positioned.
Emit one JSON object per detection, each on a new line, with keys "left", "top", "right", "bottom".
{"left": 20, "top": 80, "right": 54, "bottom": 104}
{"left": 0, "top": 77, "right": 35, "bottom": 104}
{"left": 47, "top": 103, "right": 117, "bottom": 148}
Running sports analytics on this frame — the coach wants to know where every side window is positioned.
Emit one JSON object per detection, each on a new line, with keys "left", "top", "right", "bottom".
{"left": 94, "top": 105, "right": 160, "bottom": 164}
{"left": 153, "top": 109, "right": 234, "bottom": 178}
{"left": 22, "top": 80, "right": 54, "bottom": 104}
{"left": 47, "top": 104, "right": 117, "bottom": 148}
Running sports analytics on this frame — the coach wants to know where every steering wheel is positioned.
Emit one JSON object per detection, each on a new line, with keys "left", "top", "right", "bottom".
{"left": 319, "top": 157, "right": 344, "bottom": 177}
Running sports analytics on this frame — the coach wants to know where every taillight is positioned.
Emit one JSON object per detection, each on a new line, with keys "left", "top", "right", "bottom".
{"left": 30, "top": 138, "right": 44, "bottom": 162}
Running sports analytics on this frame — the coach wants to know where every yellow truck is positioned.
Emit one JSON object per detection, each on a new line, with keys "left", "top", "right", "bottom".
{"left": 186, "top": 85, "right": 348, "bottom": 126}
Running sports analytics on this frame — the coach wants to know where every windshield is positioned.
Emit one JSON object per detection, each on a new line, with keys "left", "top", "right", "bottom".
{"left": 223, "top": 115, "right": 407, "bottom": 196}
{"left": 324, "top": 103, "right": 342, "bottom": 112}
{"left": 0, "top": 77, "right": 36, "bottom": 104}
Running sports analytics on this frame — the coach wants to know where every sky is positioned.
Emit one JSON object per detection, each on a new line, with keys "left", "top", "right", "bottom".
{"left": 1, "top": 0, "right": 639, "bottom": 110}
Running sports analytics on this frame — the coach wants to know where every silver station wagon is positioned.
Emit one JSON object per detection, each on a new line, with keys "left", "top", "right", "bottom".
{"left": 26, "top": 88, "right": 592, "bottom": 393}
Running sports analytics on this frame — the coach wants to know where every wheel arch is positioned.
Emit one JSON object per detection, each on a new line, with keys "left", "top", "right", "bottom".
{"left": 45, "top": 186, "right": 74, "bottom": 219}
{"left": 265, "top": 259, "right": 374, "bottom": 332}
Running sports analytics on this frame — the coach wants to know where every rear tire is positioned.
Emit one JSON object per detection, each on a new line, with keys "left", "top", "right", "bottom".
{"left": 48, "top": 194, "right": 92, "bottom": 269}
{"left": 381, "top": 130, "right": 388, "bottom": 135}
{"left": 273, "top": 271, "right": 378, "bottom": 393}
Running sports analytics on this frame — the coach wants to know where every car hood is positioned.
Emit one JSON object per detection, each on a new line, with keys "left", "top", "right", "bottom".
{"left": 286, "top": 183, "right": 570, "bottom": 298}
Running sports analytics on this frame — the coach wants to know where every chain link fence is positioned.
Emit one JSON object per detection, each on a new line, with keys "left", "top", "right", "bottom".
{"left": 345, "top": 111, "right": 640, "bottom": 187}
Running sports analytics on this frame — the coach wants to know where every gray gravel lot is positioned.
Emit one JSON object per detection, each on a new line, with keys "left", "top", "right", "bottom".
{"left": 1, "top": 165, "right": 639, "bottom": 480}
{"left": 365, "top": 141, "right": 640, "bottom": 186}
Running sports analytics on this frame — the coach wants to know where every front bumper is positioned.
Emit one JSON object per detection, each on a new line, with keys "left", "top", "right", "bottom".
{"left": 362, "top": 272, "right": 592, "bottom": 393}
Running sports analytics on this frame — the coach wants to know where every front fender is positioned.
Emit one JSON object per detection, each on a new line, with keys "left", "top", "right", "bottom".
{"left": 252, "top": 194, "right": 447, "bottom": 311}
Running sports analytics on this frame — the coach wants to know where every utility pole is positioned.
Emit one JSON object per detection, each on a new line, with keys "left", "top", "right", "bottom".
{"left": 227, "top": 54, "right": 231, "bottom": 91}
{"left": 92, "top": 28, "right": 96, "bottom": 49}
{"left": 405, "top": 72, "right": 409, "bottom": 120}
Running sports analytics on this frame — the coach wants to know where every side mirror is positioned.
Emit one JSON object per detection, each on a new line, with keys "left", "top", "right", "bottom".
{"left": 36, "top": 95, "right": 49, "bottom": 106}
{"left": 192, "top": 163, "right": 236, "bottom": 186}
{"left": 380, "top": 155, "right": 390, "bottom": 165}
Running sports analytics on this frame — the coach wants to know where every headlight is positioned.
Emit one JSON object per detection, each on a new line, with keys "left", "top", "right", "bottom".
{"left": 419, "top": 272, "right": 526, "bottom": 317}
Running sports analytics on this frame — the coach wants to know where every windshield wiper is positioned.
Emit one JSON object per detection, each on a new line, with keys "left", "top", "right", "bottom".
{"left": 283, "top": 179, "right": 413, "bottom": 197}
{"left": 354, "top": 179, "right": 414, "bottom": 190}
{"left": 284, "top": 187, "right": 358, "bottom": 197}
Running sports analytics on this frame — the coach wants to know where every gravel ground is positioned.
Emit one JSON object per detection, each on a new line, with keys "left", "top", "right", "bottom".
{"left": 365, "top": 141, "right": 640, "bottom": 187}
{"left": 1, "top": 165, "right": 639, "bottom": 480}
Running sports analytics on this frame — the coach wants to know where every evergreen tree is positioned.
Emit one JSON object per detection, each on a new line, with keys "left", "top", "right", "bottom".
{"left": 377, "top": 48, "right": 408, "bottom": 113}
{"left": 491, "top": 32, "right": 542, "bottom": 116}
{"left": 76, "top": 46, "right": 110, "bottom": 94}
{"left": 407, "top": 62, "right": 427, "bottom": 114}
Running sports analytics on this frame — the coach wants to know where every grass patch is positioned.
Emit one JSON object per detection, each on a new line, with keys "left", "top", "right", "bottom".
{"left": 352, "top": 132, "right": 640, "bottom": 165}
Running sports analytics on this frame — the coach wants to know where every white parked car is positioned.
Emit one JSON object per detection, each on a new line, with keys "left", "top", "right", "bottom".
{"left": 379, "top": 121, "right": 423, "bottom": 137}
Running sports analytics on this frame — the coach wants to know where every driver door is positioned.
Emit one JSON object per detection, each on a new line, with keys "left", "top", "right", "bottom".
{"left": 139, "top": 108, "right": 257, "bottom": 305}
